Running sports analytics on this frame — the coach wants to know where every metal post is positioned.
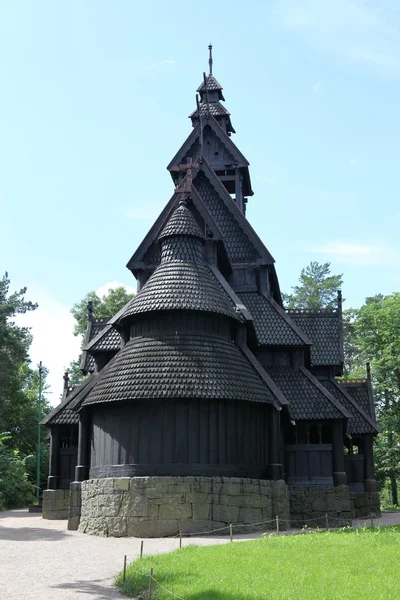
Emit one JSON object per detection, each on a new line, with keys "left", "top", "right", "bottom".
{"left": 36, "top": 361, "right": 43, "bottom": 500}
{"left": 123, "top": 555, "right": 127, "bottom": 583}
{"left": 140, "top": 540, "right": 144, "bottom": 559}
{"left": 371, "top": 512, "right": 374, "bottom": 528}
{"left": 276, "top": 515, "right": 279, "bottom": 533}
{"left": 230, "top": 523, "right": 233, "bottom": 542}
{"left": 149, "top": 568, "right": 153, "bottom": 599}
{"left": 179, "top": 530, "right": 182, "bottom": 548}
{"left": 325, "top": 514, "right": 329, "bottom": 530}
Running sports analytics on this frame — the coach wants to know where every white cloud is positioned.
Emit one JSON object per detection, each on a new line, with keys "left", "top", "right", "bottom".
{"left": 160, "top": 59, "right": 176, "bottom": 65}
{"left": 349, "top": 158, "right": 359, "bottom": 165}
{"left": 95, "top": 281, "right": 135, "bottom": 299}
{"left": 313, "top": 80, "right": 323, "bottom": 91}
{"left": 274, "top": 0, "right": 400, "bottom": 73}
{"left": 14, "top": 287, "right": 82, "bottom": 406}
{"left": 310, "top": 241, "right": 400, "bottom": 265}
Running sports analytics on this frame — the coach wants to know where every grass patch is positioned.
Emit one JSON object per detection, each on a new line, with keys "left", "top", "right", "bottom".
{"left": 116, "top": 526, "right": 400, "bottom": 599}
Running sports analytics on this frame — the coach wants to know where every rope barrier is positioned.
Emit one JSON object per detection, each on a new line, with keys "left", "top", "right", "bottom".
{"left": 150, "top": 575, "right": 186, "bottom": 599}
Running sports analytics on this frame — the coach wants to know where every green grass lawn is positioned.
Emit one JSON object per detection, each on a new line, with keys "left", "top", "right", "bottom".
{"left": 116, "top": 526, "right": 400, "bottom": 599}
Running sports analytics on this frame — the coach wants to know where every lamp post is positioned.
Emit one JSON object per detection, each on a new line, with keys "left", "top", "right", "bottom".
{"left": 36, "top": 361, "right": 43, "bottom": 500}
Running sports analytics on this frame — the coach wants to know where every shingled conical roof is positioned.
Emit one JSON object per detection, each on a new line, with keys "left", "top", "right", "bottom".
{"left": 158, "top": 201, "right": 204, "bottom": 241}
{"left": 119, "top": 202, "right": 240, "bottom": 322}
{"left": 82, "top": 333, "right": 276, "bottom": 406}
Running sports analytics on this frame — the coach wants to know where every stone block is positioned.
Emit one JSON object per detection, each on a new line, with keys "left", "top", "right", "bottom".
{"left": 335, "top": 486, "right": 351, "bottom": 512}
{"left": 68, "top": 516, "right": 80, "bottom": 530}
{"left": 79, "top": 517, "right": 108, "bottom": 536}
{"left": 159, "top": 503, "right": 192, "bottom": 521}
{"left": 107, "top": 517, "right": 127, "bottom": 537}
{"left": 221, "top": 484, "right": 242, "bottom": 496}
{"left": 186, "top": 492, "right": 211, "bottom": 504}
{"left": 179, "top": 520, "right": 226, "bottom": 535}
{"left": 127, "top": 519, "right": 179, "bottom": 538}
{"left": 238, "top": 507, "right": 262, "bottom": 523}
{"left": 143, "top": 487, "right": 170, "bottom": 499}
{"left": 168, "top": 483, "right": 191, "bottom": 494}
{"left": 222, "top": 477, "right": 242, "bottom": 484}
{"left": 55, "top": 498, "right": 68, "bottom": 511}
{"left": 370, "top": 492, "right": 381, "bottom": 506}
{"left": 312, "top": 496, "right": 327, "bottom": 513}
{"left": 120, "top": 494, "right": 149, "bottom": 518}
{"left": 114, "top": 478, "right": 130, "bottom": 491}
{"left": 198, "top": 483, "right": 212, "bottom": 493}
{"left": 97, "top": 478, "right": 115, "bottom": 493}
{"left": 212, "top": 504, "right": 240, "bottom": 523}
{"left": 98, "top": 494, "right": 122, "bottom": 517}
{"left": 192, "top": 503, "right": 212, "bottom": 521}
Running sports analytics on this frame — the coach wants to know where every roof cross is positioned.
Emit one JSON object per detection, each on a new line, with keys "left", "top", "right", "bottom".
{"left": 171, "top": 157, "right": 197, "bottom": 194}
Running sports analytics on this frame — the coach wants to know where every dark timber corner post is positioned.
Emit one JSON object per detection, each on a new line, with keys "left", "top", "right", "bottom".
{"left": 332, "top": 421, "right": 347, "bottom": 486}
{"left": 75, "top": 409, "right": 89, "bottom": 482}
{"left": 268, "top": 407, "right": 283, "bottom": 480}
{"left": 47, "top": 425, "right": 60, "bottom": 489}
{"left": 362, "top": 433, "right": 377, "bottom": 492}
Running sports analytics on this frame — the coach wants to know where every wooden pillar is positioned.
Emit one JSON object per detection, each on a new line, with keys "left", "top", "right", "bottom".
{"left": 235, "top": 169, "right": 243, "bottom": 212}
{"left": 268, "top": 408, "right": 283, "bottom": 480}
{"left": 332, "top": 421, "right": 346, "bottom": 486}
{"left": 75, "top": 410, "right": 89, "bottom": 482}
{"left": 362, "top": 434, "right": 377, "bottom": 492}
{"left": 47, "top": 426, "right": 60, "bottom": 489}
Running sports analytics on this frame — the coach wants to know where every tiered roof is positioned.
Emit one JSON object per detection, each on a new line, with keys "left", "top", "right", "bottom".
{"left": 46, "top": 47, "right": 378, "bottom": 439}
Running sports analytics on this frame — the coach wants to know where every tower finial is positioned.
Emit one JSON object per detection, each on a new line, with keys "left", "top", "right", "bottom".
{"left": 208, "top": 43, "right": 213, "bottom": 75}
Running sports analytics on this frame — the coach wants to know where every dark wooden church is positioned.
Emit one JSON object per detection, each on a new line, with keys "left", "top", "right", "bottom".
{"left": 42, "top": 47, "right": 380, "bottom": 535}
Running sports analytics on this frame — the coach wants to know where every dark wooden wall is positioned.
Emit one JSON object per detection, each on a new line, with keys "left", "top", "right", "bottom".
{"left": 89, "top": 399, "right": 271, "bottom": 479}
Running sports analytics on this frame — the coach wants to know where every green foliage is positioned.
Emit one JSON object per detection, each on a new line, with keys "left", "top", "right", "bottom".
{"left": 116, "top": 527, "right": 400, "bottom": 599}
{"left": 0, "top": 273, "right": 50, "bottom": 499}
{"left": 71, "top": 286, "right": 134, "bottom": 338}
{"left": 345, "top": 293, "right": 400, "bottom": 502}
{"left": 0, "top": 273, "right": 38, "bottom": 436}
{"left": 67, "top": 357, "right": 88, "bottom": 386}
{"left": 283, "top": 261, "right": 343, "bottom": 311}
{"left": 67, "top": 286, "right": 134, "bottom": 385}
{"left": 0, "top": 433, "right": 35, "bottom": 509}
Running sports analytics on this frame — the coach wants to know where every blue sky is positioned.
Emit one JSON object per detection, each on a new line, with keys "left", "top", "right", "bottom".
{"left": 2, "top": 1, "right": 400, "bottom": 402}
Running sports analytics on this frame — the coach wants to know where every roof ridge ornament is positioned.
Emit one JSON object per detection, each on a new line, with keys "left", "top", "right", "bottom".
{"left": 208, "top": 43, "right": 213, "bottom": 75}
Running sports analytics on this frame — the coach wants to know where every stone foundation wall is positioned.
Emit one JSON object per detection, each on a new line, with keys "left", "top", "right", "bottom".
{"left": 76, "top": 476, "right": 290, "bottom": 537}
{"left": 289, "top": 485, "right": 353, "bottom": 528}
{"left": 351, "top": 491, "right": 381, "bottom": 519}
{"left": 42, "top": 489, "right": 70, "bottom": 519}
{"left": 68, "top": 482, "right": 82, "bottom": 530}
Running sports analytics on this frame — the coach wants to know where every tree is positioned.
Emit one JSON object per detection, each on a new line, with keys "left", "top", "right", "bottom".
{"left": 67, "top": 286, "right": 135, "bottom": 384}
{"left": 0, "top": 274, "right": 51, "bottom": 504}
{"left": 283, "top": 261, "right": 343, "bottom": 311}
{"left": 347, "top": 293, "right": 400, "bottom": 504}
{"left": 0, "top": 272, "right": 37, "bottom": 433}
{"left": 0, "top": 433, "right": 35, "bottom": 509}
{"left": 71, "top": 286, "right": 134, "bottom": 337}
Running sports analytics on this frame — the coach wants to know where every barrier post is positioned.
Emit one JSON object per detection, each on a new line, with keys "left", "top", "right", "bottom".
{"left": 149, "top": 568, "right": 153, "bottom": 599}
{"left": 230, "top": 523, "right": 233, "bottom": 542}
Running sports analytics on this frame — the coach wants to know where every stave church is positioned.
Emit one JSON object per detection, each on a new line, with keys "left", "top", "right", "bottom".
{"left": 42, "top": 47, "right": 380, "bottom": 536}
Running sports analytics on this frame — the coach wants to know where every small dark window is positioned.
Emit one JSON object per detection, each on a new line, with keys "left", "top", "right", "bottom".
{"left": 286, "top": 426, "right": 296, "bottom": 444}
{"left": 309, "top": 424, "right": 320, "bottom": 444}
{"left": 297, "top": 423, "right": 308, "bottom": 444}
{"left": 321, "top": 424, "right": 332, "bottom": 444}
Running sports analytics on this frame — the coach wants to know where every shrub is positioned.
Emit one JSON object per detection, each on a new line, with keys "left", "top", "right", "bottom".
{"left": 0, "top": 433, "right": 35, "bottom": 509}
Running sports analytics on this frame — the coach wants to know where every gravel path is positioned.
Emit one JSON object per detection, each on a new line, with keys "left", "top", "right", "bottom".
{"left": 1, "top": 509, "right": 400, "bottom": 599}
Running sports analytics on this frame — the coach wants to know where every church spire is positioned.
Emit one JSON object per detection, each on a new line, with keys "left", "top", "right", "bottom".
{"left": 189, "top": 45, "right": 235, "bottom": 135}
